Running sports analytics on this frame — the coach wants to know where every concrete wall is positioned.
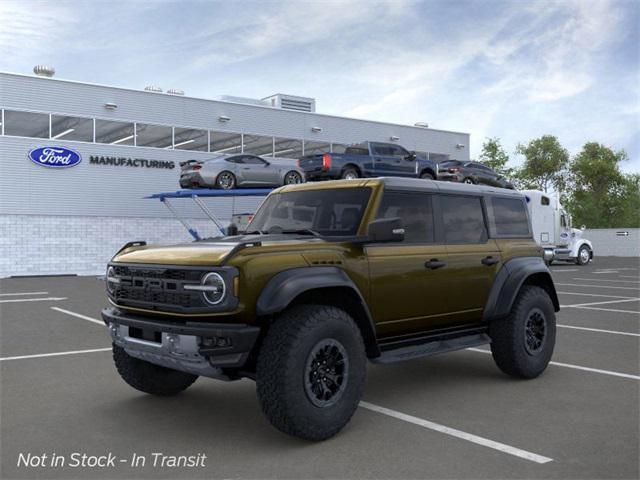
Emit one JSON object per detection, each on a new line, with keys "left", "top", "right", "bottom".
{"left": 584, "top": 228, "right": 640, "bottom": 257}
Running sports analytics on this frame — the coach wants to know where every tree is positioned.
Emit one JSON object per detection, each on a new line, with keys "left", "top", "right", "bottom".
{"left": 566, "top": 142, "right": 638, "bottom": 228}
{"left": 479, "top": 137, "right": 512, "bottom": 176}
{"left": 515, "top": 135, "right": 569, "bottom": 193}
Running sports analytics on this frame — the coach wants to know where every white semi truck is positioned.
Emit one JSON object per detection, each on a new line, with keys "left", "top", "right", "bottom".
{"left": 522, "top": 190, "right": 593, "bottom": 265}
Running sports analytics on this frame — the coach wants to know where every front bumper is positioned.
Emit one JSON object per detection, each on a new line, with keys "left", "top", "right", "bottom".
{"left": 437, "top": 173, "right": 464, "bottom": 182}
{"left": 102, "top": 307, "right": 260, "bottom": 378}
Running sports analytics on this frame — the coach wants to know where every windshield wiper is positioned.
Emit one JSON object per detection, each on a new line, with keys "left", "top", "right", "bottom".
{"left": 281, "top": 228, "right": 322, "bottom": 237}
{"left": 244, "top": 230, "right": 265, "bottom": 235}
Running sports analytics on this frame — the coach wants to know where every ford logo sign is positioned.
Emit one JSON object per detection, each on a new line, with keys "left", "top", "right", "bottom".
{"left": 28, "top": 146, "right": 82, "bottom": 168}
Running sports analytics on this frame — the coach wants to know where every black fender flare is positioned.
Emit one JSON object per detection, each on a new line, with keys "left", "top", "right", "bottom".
{"left": 483, "top": 257, "right": 560, "bottom": 322}
{"left": 256, "top": 266, "right": 379, "bottom": 357}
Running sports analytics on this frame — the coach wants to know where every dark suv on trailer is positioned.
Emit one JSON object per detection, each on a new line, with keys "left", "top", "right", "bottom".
{"left": 438, "top": 160, "right": 515, "bottom": 189}
{"left": 102, "top": 178, "right": 558, "bottom": 440}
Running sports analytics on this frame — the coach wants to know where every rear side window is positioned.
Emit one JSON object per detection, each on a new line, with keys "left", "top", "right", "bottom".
{"left": 441, "top": 196, "right": 488, "bottom": 244}
{"left": 488, "top": 197, "right": 531, "bottom": 237}
{"left": 377, "top": 191, "right": 434, "bottom": 244}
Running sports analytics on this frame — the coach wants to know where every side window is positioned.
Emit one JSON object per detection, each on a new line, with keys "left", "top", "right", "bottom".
{"left": 441, "top": 195, "right": 488, "bottom": 244}
{"left": 242, "top": 156, "right": 266, "bottom": 165}
{"left": 541, "top": 196, "right": 550, "bottom": 206}
{"left": 376, "top": 191, "right": 434, "bottom": 243}
{"left": 226, "top": 156, "right": 244, "bottom": 164}
{"left": 389, "top": 145, "right": 409, "bottom": 157}
{"left": 490, "top": 197, "right": 531, "bottom": 237}
{"left": 372, "top": 144, "right": 391, "bottom": 156}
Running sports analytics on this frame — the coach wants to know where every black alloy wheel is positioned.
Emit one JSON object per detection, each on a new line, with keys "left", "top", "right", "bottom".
{"left": 304, "top": 339, "right": 349, "bottom": 407}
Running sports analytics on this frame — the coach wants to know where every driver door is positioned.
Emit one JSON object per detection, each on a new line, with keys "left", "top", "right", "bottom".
{"left": 238, "top": 155, "right": 272, "bottom": 185}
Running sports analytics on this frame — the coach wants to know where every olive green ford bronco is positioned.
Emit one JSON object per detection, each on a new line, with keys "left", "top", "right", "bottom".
{"left": 102, "top": 177, "right": 559, "bottom": 440}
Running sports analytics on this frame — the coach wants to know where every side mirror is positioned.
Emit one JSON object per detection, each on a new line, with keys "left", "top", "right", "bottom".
{"left": 226, "top": 223, "right": 239, "bottom": 236}
{"left": 366, "top": 217, "right": 405, "bottom": 243}
{"left": 406, "top": 151, "right": 417, "bottom": 161}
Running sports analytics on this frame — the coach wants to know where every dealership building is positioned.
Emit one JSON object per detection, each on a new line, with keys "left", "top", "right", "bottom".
{"left": 0, "top": 69, "right": 470, "bottom": 277}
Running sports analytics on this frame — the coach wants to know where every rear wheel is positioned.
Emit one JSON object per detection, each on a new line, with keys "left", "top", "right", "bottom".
{"left": 216, "top": 171, "right": 236, "bottom": 189}
{"left": 341, "top": 168, "right": 359, "bottom": 180}
{"left": 256, "top": 304, "right": 366, "bottom": 440}
{"left": 284, "top": 170, "right": 303, "bottom": 185}
{"left": 420, "top": 171, "right": 435, "bottom": 180}
{"left": 489, "top": 286, "right": 556, "bottom": 379}
{"left": 113, "top": 345, "right": 198, "bottom": 396}
{"left": 576, "top": 245, "right": 591, "bottom": 265}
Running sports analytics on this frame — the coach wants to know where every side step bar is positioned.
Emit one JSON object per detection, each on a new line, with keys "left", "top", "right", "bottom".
{"left": 372, "top": 326, "right": 490, "bottom": 364}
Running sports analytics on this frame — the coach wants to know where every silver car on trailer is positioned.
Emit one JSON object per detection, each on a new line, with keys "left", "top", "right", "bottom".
{"left": 179, "top": 154, "right": 305, "bottom": 189}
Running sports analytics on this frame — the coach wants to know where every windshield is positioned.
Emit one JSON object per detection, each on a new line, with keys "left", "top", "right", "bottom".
{"left": 247, "top": 187, "right": 372, "bottom": 236}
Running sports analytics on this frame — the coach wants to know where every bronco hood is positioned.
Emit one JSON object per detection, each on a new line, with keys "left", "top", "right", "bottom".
{"left": 112, "top": 242, "right": 240, "bottom": 266}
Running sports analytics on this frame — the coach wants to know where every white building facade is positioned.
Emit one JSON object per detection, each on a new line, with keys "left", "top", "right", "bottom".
{"left": 0, "top": 72, "right": 470, "bottom": 277}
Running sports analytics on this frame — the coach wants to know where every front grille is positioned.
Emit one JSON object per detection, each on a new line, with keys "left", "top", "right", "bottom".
{"left": 110, "top": 264, "right": 209, "bottom": 313}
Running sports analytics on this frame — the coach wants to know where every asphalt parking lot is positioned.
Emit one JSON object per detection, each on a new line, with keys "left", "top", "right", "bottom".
{"left": 1, "top": 256, "right": 638, "bottom": 479}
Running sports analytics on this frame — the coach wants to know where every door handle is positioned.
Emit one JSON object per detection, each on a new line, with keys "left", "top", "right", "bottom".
{"left": 425, "top": 259, "right": 447, "bottom": 270}
{"left": 481, "top": 256, "right": 499, "bottom": 266}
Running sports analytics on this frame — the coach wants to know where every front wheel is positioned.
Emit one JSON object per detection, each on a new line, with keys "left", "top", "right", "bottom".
{"left": 113, "top": 345, "right": 198, "bottom": 396}
{"left": 420, "top": 171, "right": 435, "bottom": 180}
{"left": 576, "top": 245, "right": 591, "bottom": 265}
{"left": 216, "top": 171, "right": 236, "bottom": 189}
{"left": 463, "top": 177, "right": 475, "bottom": 184}
{"left": 489, "top": 286, "right": 556, "bottom": 379}
{"left": 256, "top": 305, "right": 366, "bottom": 441}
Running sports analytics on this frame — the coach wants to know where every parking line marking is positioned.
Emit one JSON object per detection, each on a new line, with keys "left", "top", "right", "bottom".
{"left": 0, "top": 348, "right": 111, "bottom": 362}
{"left": 561, "top": 298, "right": 640, "bottom": 308}
{"left": 550, "top": 269, "right": 579, "bottom": 272}
{"left": 0, "top": 297, "right": 68, "bottom": 304}
{"left": 359, "top": 401, "right": 552, "bottom": 463}
{"left": 572, "top": 278, "right": 640, "bottom": 284}
{"left": 557, "top": 324, "right": 640, "bottom": 337}
{"left": 51, "top": 307, "right": 104, "bottom": 326}
{"left": 557, "top": 291, "right": 637, "bottom": 299}
{"left": 556, "top": 283, "right": 640, "bottom": 291}
{"left": 467, "top": 348, "right": 640, "bottom": 380}
{"left": 593, "top": 271, "right": 620, "bottom": 274}
{"left": 570, "top": 306, "right": 640, "bottom": 315}
{"left": 620, "top": 275, "right": 640, "bottom": 279}
{"left": 0, "top": 291, "right": 49, "bottom": 296}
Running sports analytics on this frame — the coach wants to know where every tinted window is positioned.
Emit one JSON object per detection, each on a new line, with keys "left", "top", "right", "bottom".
{"left": 248, "top": 188, "right": 371, "bottom": 236}
{"left": 242, "top": 156, "right": 266, "bottom": 165}
{"left": 372, "top": 144, "right": 393, "bottom": 155}
{"left": 377, "top": 192, "right": 434, "bottom": 243}
{"left": 4, "top": 110, "right": 49, "bottom": 138}
{"left": 136, "top": 123, "right": 172, "bottom": 148}
{"left": 491, "top": 197, "right": 530, "bottom": 236}
{"left": 225, "top": 156, "right": 244, "bottom": 164}
{"left": 51, "top": 114, "right": 93, "bottom": 142}
{"left": 541, "top": 196, "right": 550, "bottom": 206}
{"left": 440, "top": 160, "right": 462, "bottom": 168}
{"left": 441, "top": 196, "right": 487, "bottom": 244}
{"left": 95, "top": 119, "right": 134, "bottom": 145}
{"left": 345, "top": 147, "right": 369, "bottom": 156}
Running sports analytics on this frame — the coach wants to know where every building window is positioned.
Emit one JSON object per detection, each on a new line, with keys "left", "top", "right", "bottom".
{"left": 3, "top": 110, "right": 49, "bottom": 138}
{"left": 210, "top": 131, "right": 242, "bottom": 154}
{"left": 273, "top": 137, "right": 303, "bottom": 159}
{"left": 441, "top": 195, "right": 488, "bottom": 244}
{"left": 95, "top": 119, "right": 135, "bottom": 145}
{"left": 303, "top": 140, "right": 331, "bottom": 155}
{"left": 50, "top": 114, "right": 93, "bottom": 142}
{"left": 135, "top": 123, "right": 173, "bottom": 148}
{"left": 243, "top": 134, "right": 274, "bottom": 156}
{"left": 173, "top": 127, "right": 208, "bottom": 151}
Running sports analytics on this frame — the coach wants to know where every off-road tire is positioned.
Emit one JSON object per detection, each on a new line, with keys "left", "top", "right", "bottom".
{"left": 216, "top": 171, "right": 236, "bottom": 189}
{"left": 420, "top": 171, "right": 435, "bottom": 180}
{"left": 576, "top": 245, "right": 591, "bottom": 265}
{"left": 256, "top": 304, "right": 366, "bottom": 441}
{"left": 113, "top": 344, "right": 198, "bottom": 396}
{"left": 489, "top": 286, "right": 556, "bottom": 379}
{"left": 341, "top": 167, "right": 359, "bottom": 180}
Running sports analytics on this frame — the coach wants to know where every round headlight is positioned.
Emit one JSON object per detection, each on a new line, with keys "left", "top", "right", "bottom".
{"left": 106, "top": 266, "right": 117, "bottom": 294}
{"left": 201, "top": 272, "right": 226, "bottom": 305}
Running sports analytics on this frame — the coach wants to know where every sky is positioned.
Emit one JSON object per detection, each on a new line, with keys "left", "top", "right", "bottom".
{"left": 1, "top": 0, "right": 638, "bottom": 171}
